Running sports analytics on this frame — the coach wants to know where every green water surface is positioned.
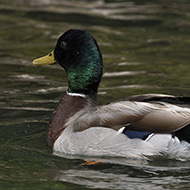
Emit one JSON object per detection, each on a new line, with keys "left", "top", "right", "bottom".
{"left": 0, "top": 0, "right": 190, "bottom": 189}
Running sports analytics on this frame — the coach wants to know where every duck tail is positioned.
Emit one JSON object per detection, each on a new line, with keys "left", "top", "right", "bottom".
{"left": 174, "top": 124, "right": 190, "bottom": 143}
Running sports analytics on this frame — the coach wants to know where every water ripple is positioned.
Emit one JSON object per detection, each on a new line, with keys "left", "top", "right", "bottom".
{"left": 100, "top": 85, "right": 156, "bottom": 91}
{"left": 103, "top": 71, "right": 145, "bottom": 77}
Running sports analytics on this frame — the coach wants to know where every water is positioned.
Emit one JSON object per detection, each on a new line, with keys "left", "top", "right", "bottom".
{"left": 0, "top": 0, "right": 190, "bottom": 189}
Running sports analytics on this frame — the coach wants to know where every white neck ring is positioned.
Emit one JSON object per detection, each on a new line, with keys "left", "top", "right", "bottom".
{"left": 66, "top": 91, "right": 86, "bottom": 98}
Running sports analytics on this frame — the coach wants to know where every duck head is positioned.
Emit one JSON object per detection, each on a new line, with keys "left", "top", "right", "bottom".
{"left": 33, "top": 29, "right": 103, "bottom": 100}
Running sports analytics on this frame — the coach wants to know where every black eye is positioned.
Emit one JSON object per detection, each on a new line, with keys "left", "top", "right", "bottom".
{"left": 60, "top": 41, "right": 67, "bottom": 50}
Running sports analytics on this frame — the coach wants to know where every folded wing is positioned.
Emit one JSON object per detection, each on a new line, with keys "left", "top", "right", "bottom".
{"left": 74, "top": 99, "right": 190, "bottom": 133}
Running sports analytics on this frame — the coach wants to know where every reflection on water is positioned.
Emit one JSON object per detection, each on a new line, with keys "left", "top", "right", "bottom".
{"left": 54, "top": 167, "right": 189, "bottom": 190}
{"left": 0, "top": 0, "right": 190, "bottom": 189}
{"left": 51, "top": 153, "right": 190, "bottom": 189}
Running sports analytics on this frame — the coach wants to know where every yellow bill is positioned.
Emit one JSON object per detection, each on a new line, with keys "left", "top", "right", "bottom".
{"left": 33, "top": 50, "right": 57, "bottom": 65}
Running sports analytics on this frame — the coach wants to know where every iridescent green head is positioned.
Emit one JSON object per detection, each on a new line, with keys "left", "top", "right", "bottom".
{"left": 33, "top": 29, "right": 103, "bottom": 99}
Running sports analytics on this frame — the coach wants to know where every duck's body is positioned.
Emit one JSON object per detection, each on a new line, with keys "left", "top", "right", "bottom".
{"left": 33, "top": 29, "right": 190, "bottom": 161}
{"left": 49, "top": 92, "right": 190, "bottom": 160}
{"left": 54, "top": 126, "right": 190, "bottom": 160}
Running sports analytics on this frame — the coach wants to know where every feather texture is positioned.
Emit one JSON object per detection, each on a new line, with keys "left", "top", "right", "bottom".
{"left": 54, "top": 127, "right": 190, "bottom": 161}
{"left": 73, "top": 101, "right": 190, "bottom": 133}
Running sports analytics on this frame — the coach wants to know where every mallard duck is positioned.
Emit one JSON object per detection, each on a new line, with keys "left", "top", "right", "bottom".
{"left": 33, "top": 29, "right": 190, "bottom": 161}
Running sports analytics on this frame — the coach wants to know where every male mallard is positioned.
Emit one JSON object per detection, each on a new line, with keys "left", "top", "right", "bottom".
{"left": 33, "top": 29, "right": 190, "bottom": 161}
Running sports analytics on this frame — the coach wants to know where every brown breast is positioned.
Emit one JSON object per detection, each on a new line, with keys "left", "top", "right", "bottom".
{"left": 47, "top": 93, "right": 92, "bottom": 147}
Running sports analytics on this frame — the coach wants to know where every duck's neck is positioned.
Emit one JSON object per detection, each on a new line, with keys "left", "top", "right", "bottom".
{"left": 66, "top": 60, "right": 102, "bottom": 101}
{"left": 47, "top": 92, "right": 94, "bottom": 147}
